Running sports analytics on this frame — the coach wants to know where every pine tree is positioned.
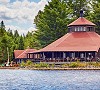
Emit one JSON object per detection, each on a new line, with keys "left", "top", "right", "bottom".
{"left": 18, "top": 35, "right": 24, "bottom": 50}
{"left": 34, "top": 0, "right": 70, "bottom": 48}
{"left": 0, "top": 21, "right": 6, "bottom": 36}
{"left": 89, "top": 0, "right": 100, "bottom": 34}
{"left": 64, "top": 0, "right": 91, "bottom": 18}
{"left": 14, "top": 30, "right": 19, "bottom": 37}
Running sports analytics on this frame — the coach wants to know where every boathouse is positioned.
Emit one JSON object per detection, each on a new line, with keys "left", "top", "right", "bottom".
{"left": 27, "top": 11, "right": 100, "bottom": 62}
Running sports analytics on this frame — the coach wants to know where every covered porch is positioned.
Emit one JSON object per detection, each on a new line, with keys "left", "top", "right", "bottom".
{"left": 27, "top": 51, "right": 98, "bottom": 62}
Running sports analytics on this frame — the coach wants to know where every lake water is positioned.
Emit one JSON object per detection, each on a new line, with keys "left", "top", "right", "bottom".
{"left": 0, "top": 70, "right": 100, "bottom": 90}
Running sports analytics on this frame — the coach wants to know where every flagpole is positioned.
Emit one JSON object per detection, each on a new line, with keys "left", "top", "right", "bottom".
{"left": 6, "top": 47, "right": 9, "bottom": 66}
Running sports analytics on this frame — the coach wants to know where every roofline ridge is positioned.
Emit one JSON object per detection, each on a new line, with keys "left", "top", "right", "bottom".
{"left": 87, "top": 32, "right": 99, "bottom": 49}
{"left": 83, "top": 17, "right": 95, "bottom": 25}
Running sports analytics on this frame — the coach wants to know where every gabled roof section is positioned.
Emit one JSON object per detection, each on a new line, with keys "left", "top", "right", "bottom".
{"left": 68, "top": 17, "right": 95, "bottom": 26}
{"left": 14, "top": 49, "right": 36, "bottom": 59}
{"left": 14, "top": 50, "right": 24, "bottom": 58}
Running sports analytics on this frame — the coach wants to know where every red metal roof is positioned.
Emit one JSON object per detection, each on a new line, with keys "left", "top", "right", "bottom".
{"left": 31, "top": 32, "right": 100, "bottom": 52}
{"left": 28, "top": 17, "right": 98, "bottom": 53}
{"left": 14, "top": 50, "right": 24, "bottom": 58}
{"left": 14, "top": 49, "right": 36, "bottom": 59}
{"left": 68, "top": 17, "right": 95, "bottom": 26}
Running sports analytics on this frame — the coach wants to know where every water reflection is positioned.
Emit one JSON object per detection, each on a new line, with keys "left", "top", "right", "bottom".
{"left": 0, "top": 70, "right": 100, "bottom": 90}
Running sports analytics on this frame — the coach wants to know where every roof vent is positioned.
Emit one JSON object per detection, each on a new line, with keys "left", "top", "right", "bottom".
{"left": 80, "top": 10, "right": 83, "bottom": 17}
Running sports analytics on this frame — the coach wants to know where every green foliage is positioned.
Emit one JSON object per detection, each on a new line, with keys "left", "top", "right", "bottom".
{"left": 87, "top": 62, "right": 100, "bottom": 67}
{"left": 64, "top": 0, "right": 91, "bottom": 18}
{"left": 34, "top": 62, "right": 49, "bottom": 68}
{"left": 51, "top": 63, "right": 55, "bottom": 68}
{"left": 69, "top": 62, "right": 78, "bottom": 68}
{"left": 14, "top": 30, "right": 19, "bottom": 37}
{"left": 62, "top": 62, "right": 100, "bottom": 68}
{"left": 20, "top": 61, "right": 26, "bottom": 67}
{"left": 62, "top": 63, "right": 69, "bottom": 68}
{"left": 20, "top": 61, "right": 100, "bottom": 69}
{"left": 88, "top": 0, "right": 100, "bottom": 34}
{"left": 77, "top": 62, "right": 87, "bottom": 67}
{"left": 24, "top": 31, "right": 41, "bottom": 49}
{"left": 18, "top": 35, "right": 24, "bottom": 50}
{"left": 20, "top": 60, "right": 33, "bottom": 67}
{"left": 0, "top": 21, "right": 21, "bottom": 64}
{"left": 34, "top": 0, "right": 69, "bottom": 48}
{"left": 25, "top": 60, "right": 33, "bottom": 67}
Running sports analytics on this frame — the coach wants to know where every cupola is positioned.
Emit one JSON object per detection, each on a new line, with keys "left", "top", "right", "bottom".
{"left": 68, "top": 10, "right": 95, "bottom": 32}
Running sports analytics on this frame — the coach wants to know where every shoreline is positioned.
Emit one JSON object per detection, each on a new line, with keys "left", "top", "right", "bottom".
{"left": 1, "top": 67, "right": 100, "bottom": 70}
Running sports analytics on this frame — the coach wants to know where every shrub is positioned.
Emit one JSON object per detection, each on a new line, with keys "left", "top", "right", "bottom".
{"left": 34, "top": 63, "right": 41, "bottom": 68}
{"left": 51, "top": 63, "right": 55, "bottom": 68}
{"left": 62, "top": 63, "right": 69, "bottom": 68}
{"left": 88, "top": 62, "right": 100, "bottom": 67}
{"left": 77, "top": 62, "right": 87, "bottom": 67}
{"left": 20, "top": 61, "right": 26, "bottom": 67}
{"left": 39, "top": 62, "right": 49, "bottom": 68}
{"left": 25, "top": 60, "right": 33, "bottom": 67}
{"left": 34, "top": 62, "right": 49, "bottom": 68}
{"left": 68, "top": 62, "right": 78, "bottom": 68}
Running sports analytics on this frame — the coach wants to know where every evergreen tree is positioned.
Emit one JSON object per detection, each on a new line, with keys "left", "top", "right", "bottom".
{"left": 34, "top": 0, "right": 70, "bottom": 48}
{"left": 0, "top": 21, "right": 6, "bottom": 37}
{"left": 18, "top": 35, "right": 24, "bottom": 50}
{"left": 24, "top": 31, "right": 41, "bottom": 49}
{"left": 64, "top": 0, "right": 91, "bottom": 18}
{"left": 7, "top": 28, "right": 13, "bottom": 37}
{"left": 89, "top": 0, "right": 100, "bottom": 34}
{"left": 0, "top": 21, "right": 5, "bottom": 29}
{"left": 14, "top": 30, "right": 19, "bottom": 37}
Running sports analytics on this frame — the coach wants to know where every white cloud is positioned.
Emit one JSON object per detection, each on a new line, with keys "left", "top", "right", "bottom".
{"left": 0, "top": 0, "right": 10, "bottom": 4}
{"left": 0, "top": 0, "right": 49, "bottom": 35}
{"left": 0, "top": 0, "right": 48, "bottom": 22}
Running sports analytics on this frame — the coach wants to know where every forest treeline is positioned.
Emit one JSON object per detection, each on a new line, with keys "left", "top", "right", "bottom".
{"left": 0, "top": 0, "right": 100, "bottom": 63}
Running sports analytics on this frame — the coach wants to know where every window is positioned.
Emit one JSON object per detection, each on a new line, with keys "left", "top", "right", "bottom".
{"left": 75, "top": 27, "right": 77, "bottom": 31}
{"left": 68, "top": 27, "right": 71, "bottom": 32}
{"left": 83, "top": 27, "right": 86, "bottom": 31}
{"left": 71, "top": 53, "right": 74, "bottom": 58}
{"left": 74, "top": 26, "right": 86, "bottom": 32}
{"left": 80, "top": 53, "right": 84, "bottom": 58}
{"left": 78, "top": 27, "right": 80, "bottom": 31}
{"left": 87, "top": 27, "right": 94, "bottom": 31}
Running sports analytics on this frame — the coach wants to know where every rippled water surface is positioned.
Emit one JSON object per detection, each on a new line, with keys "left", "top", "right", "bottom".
{"left": 0, "top": 70, "right": 100, "bottom": 90}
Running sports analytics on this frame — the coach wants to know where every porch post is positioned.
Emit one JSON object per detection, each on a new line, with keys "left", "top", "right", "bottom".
{"left": 29, "top": 54, "right": 30, "bottom": 58}
{"left": 95, "top": 52, "right": 97, "bottom": 62}
{"left": 52, "top": 52, "right": 54, "bottom": 61}
{"left": 74, "top": 52, "right": 75, "bottom": 59}
{"left": 63, "top": 52, "right": 66, "bottom": 62}
{"left": 85, "top": 52, "right": 87, "bottom": 62}
{"left": 78, "top": 52, "right": 80, "bottom": 61}
{"left": 60, "top": 52, "right": 61, "bottom": 62}
{"left": 43, "top": 52, "right": 45, "bottom": 60}
{"left": 33, "top": 54, "right": 34, "bottom": 59}
{"left": 27, "top": 53, "right": 28, "bottom": 58}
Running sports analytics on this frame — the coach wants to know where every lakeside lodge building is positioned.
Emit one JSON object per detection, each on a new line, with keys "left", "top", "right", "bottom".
{"left": 14, "top": 11, "right": 100, "bottom": 63}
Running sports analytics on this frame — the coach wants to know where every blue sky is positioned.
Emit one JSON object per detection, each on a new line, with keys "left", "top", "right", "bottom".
{"left": 0, "top": 0, "right": 50, "bottom": 35}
